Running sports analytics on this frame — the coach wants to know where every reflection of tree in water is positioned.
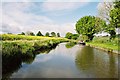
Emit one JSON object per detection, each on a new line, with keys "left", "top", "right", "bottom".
{"left": 2, "top": 50, "right": 36, "bottom": 79}
{"left": 35, "top": 44, "right": 57, "bottom": 54}
{"left": 75, "top": 46, "right": 118, "bottom": 78}
{"left": 75, "top": 46, "right": 94, "bottom": 70}
{"left": 2, "top": 44, "right": 57, "bottom": 79}
{"left": 108, "top": 54, "right": 118, "bottom": 78}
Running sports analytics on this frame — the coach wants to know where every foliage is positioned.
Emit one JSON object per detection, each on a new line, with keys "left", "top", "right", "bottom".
{"left": 57, "top": 33, "right": 60, "bottom": 37}
{"left": 76, "top": 16, "right": 106, "bottom": 41}
{"left": 106, "top": 1, "right": 120, "bottom": 39}
{"left": 51, "top": 32, "right": 56, "bottom": 37}
{"left": 87, "top": 36, "right": 119, "bottom": 51}
{"left": 36, "top": 31, "right": 43, "bottom": 36}
{"left": 71, "top": 34, "right": 79, "bottom": 40}
{"left": 65, "top": 32, "right": 79, "bottom": 40}
{"left": 110, "top": 1, "right": 120, "bottom": 28}
{"left": 78, "top": 35, "right": 88, "bottom": 42}
{"left": 65, "top": 42, "right": 77, "bottom": 48}
{"left": 19, "top": 32, "right": 25, "bottom": 35}
{"left": 45, "top": 32, "right": 50, "bottom": 37}
{"left": 26, "top": 31, "right": 35, "bottom": 36}
{"left": 65, "top": 32, "right": 73, "bottom": 39}
{"left": 1, "top": 34, "right": 71, "bottom": 55}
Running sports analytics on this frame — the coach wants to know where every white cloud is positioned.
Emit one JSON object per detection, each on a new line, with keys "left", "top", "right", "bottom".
{"left": 41, "top": 2, "right": 89, "bottom": 12}
{"left": 1, "top": 2, "right": 76, "bottom": 37}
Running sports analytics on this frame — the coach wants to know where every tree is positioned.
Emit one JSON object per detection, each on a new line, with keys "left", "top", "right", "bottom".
{"left": 97, "top": 1, "right": 120, "bottom": 40}
{"left": 65, "top": 32, "right": 73, "bottom": 39}
{"left": 21, "top": 32, "right": 25, "bottom": 35}
{"left": 36, "top": 31, "right": 43, "bottom": 36}
{"left": 57, "top": 33, "right": 60, "bottom": 37}
{"left": 108, "top": 1, "right": 120, "bottom": 39}
{"left": 97, "top": 2, "right": 113, "bottom": 22}
{"left": 71, "top": 34, "right": 79, "bottom": 40}
{"left": 45, "top": 32, "right": 49, "bottom": 37}
{"left": 76, "top": 16, "right": 106, "bottom": 41}
{"left": 51, "top": 32, "right": 56, "bottom": 37}
{"left": 110, "top": 1, "right": 120, "bottom": 28}
{"left": 26, "top": 31, "right": 35, "bottom": 36}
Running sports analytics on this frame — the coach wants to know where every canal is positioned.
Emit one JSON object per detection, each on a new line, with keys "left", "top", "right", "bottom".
{"left": 2, "top": 43, "right": 119, "bottom": 78}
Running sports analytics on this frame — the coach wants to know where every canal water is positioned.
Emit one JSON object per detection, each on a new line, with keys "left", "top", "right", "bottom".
{"left": 2, "top": 43, "right": 119, "bottom": 78}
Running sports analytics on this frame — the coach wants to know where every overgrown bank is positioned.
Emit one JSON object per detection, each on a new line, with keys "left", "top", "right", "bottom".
{"left": 86, "top": 37, "right": 119, "bottom": 54}
{"left": 1, "top": 34, "right": 72, "bottom": 55}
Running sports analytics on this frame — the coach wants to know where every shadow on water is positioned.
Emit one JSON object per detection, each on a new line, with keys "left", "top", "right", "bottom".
{"left": 2, "top": 44, "right": 57, "bottom": 79}
{"left": 75, "top": 46, "right": 118, "bottom": 78}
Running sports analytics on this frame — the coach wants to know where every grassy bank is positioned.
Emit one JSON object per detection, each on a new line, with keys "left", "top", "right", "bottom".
{"left": 86, "top": 37, "right": 119, "bottom": 54}
{"left": 1, "top": 34, "right": 72, "bottom": 55}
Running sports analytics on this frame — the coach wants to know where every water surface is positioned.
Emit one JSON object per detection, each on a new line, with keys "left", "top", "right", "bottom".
{"left": 2, "top": 43, "right": 119, "bottom": 78}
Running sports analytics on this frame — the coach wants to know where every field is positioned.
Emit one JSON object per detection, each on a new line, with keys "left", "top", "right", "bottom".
{"left": 0, "top": 34, "right": 73, "bottom": 55}
{"left": 86, "top": 36, "right": 119, "bottom": 53}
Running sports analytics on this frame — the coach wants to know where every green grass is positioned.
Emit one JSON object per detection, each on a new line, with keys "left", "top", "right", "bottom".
{"left": 86, "top": 36, "right": 119, "bottom": 52}
{"left": 0, "top": 34, "right": 68, "bottom": 41}
{"left": 1, "top": 34, "right": 73, "bottom": 55}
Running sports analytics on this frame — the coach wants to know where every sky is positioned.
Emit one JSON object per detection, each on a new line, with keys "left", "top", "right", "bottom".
{"left": 1, "top": 0, "right": 112, "bottom": 37}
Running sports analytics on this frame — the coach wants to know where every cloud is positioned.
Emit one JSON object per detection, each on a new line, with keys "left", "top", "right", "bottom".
{"left": 41, "top": 2, "right": 89, "bottom": 12}
{"left": 1, "top": 2, "right": 76, "bottom": 36}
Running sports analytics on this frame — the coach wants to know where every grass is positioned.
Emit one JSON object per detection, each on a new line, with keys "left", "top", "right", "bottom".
{"left": 1, "top": 34, "right": 72, "bottom": 55}
{"left": 0, "top": 34, "right": 67, "bottom": 41}
{"left": 86, "top": 36, "right": 119, "bottom": 53}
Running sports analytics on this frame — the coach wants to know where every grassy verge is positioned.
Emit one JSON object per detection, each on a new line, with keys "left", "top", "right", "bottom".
{"left": 1, "top": 34, "right": 73, "bottom": 55}
{"left": 86, "top": 37, "right": 119, "bottom": 54}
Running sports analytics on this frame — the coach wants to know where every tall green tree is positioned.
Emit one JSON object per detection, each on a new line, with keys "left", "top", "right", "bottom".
{"left": 36, "top": 31, "right": 43, "bottom": 36}
{"left": 57, "top": 33, "right": 60, "bottom": 37}
{"left": 51, "top": 32, "right": 56, "bottom": 37}
{"left": 45, "top": 32, "right": 49, "bottom": 37}
{"left": 76, "top": 16, "right": 106, "bottom": 41}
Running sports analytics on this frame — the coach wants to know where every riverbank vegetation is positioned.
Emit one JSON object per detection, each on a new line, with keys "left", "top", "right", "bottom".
{"left": 86, "top": 37, "right": 119, "bottom": 53}
{"left": 73, "top": 1, "right": 119, "bottom": 53}
{"left": 1, "top": 34, "right": 71, "bottom": 55}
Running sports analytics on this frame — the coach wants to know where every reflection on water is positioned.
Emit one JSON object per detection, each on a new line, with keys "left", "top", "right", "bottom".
{"left": 2, "top": 45, "right": 57, "bottom": 79}
{"left": 75, "top": 46, "right": 118, "bottom": 78}
{"left": 2, "top": 43, "right": 118, "bottom": 78}
{"left": 76, "top": 46, "right": 94, "bottom": 70}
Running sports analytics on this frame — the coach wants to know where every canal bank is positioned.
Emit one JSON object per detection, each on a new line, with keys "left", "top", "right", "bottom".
{"left": 86, "top": 43, "right": 119, "bottom": 54}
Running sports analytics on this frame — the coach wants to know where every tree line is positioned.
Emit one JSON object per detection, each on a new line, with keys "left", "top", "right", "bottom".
{"left": 18, "top": 31, "right": 60, "bottom": 37}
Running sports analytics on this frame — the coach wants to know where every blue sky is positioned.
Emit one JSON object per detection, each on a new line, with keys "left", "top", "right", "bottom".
{"left": 1, "top": 1, "right": 101, "bottom": 36}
